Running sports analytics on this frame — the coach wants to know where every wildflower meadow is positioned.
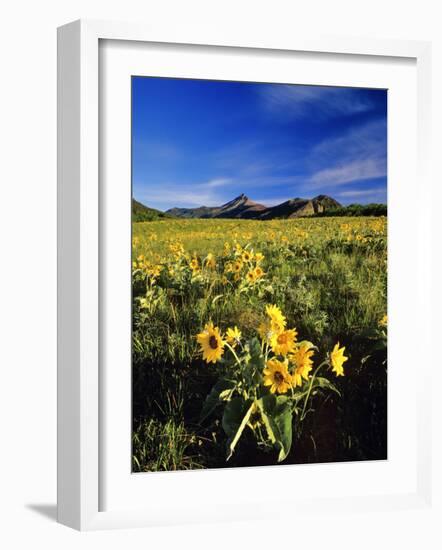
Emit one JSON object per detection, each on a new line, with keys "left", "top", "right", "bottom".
{"left": 132, "top": 216, "right": 387, "bottom": 471}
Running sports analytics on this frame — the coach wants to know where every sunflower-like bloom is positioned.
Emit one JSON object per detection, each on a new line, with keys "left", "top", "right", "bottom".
{"left": 242, "top": 250, "right": 253, "bottom": 262}
{"left": 263, "top": 304, "right": 286, "bottom": 337}
{"left": 254, "top": 266, "right": 264, "bottom": 279}
{"left": 226, "top": 326, "right": 242, "bottom": 346}
{"left": 289, "top": 342, "right": 314, "bottom": 387}
{"left": 270, "top": 328, "right": 298, "bottom": 356}
{"left": 246, "top": 270, "right": 256, "bottom": 283}
{"left": 148, "top": 264, "right": 162, "bottom": 279}
{"left": 255, "top": 252, "right": 264, "bottom": 263}
{"left": 265, "top": 304, "right": 286, "bottom": 330}
{"left": 330, "top": 342, "right": 348, "bottom": 376}
{"left": 263, "top": 359, "right": 292, "bottom": 394}
{"left": 196, "top": 322, "right": 225, "bottom": 364}
{"left": 232, "top": 260, "right": 243, "bottom": 273}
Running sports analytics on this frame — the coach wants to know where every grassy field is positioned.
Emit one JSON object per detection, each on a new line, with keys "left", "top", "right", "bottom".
{"left": 132, "top": 216, "right": 387, "bottom": 471}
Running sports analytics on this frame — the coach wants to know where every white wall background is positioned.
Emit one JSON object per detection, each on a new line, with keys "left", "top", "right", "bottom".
{"left": 0, "top": 1, "right": 440, "bottom": 547}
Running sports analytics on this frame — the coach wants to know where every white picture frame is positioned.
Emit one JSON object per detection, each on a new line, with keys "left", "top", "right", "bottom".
{"left": 57, "top": 19, "right": 433, "bottom": 531}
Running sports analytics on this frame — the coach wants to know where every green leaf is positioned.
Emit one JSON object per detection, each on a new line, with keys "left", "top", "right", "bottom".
{"left": 257, "top": 395, "right": 293, "bottom": 462}
{"left": 248, "top": 337, "right": 262, "bottom": 360}
{"left": 199, "top": 379, "right": 235, "bottom": 423}
{"left": 313, "top": 377, "right": 341, "bottom": 397}
{"left": 222, "top": 398, "right": 254, "bottom": 460}
{"left": 243, "top": 337, "right": 265, "bottom": 386}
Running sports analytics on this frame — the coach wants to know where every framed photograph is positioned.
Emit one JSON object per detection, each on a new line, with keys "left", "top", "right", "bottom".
{"left": 57, "top": 20, "right": 432, "bottom": 530}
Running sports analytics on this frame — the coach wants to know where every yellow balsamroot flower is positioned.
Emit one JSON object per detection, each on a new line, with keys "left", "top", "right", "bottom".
{"left": 289, "top": 342, "right": 314, "bottom": 387}
{"left": 232, "top": 260, "right": 243, "bottom": 273}
{"left": 379, "top": 314, "right": 388, "bottom": 327}
{"left": 226, "top": 326, "right": 242, "bottom": 346}
{"left": 233, "top": 272, "right": 241, "bottom": 282}
{"left": 254, "top": 266, "right": 264, "bottom": 279}
{"left": 255, "top": 252, "right": 264, "bottom": 263}
{"left": 265, "top": 304, "right": 286, "bottom": 332}
{"left": 330, "top": 342, "right": 348, "bottom": 376}
{"left": 246, "top": 270, "right": 256, "bottom": 284}
{"left": 205, "top": 253, "right": 216, "bottom": 270}
{"left": 242, "top": 250, "right": 253, "bottom": 262}
{"left": 148, "top": 264, "right": 162, "bottom": 278}
{"left": 263, "top": 359, "right": 292, "bottom": 394}
{"left": 270, "top": 328, "right": 298, "bottom": 356}
{"left": 196, "top": 322, "right": 225, "bottom": 364}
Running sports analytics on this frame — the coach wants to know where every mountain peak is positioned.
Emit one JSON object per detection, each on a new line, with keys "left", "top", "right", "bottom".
{"left": 166, "top": 193, "right": 342, "bottom": 220}
{"left": 231, "top": 193, "right": 248, "bottom": 202}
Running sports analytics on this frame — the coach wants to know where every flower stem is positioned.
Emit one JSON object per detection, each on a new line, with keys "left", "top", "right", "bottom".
{"left": 224, "top": 341, "right": 242, "bottom": 369}
{"left": 300, "top": 361, "right": 327, "bottom": 421}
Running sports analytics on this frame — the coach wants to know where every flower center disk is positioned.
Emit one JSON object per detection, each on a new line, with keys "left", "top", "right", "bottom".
{"left": 274, "top": 371, "right": 284, "bottom": 383}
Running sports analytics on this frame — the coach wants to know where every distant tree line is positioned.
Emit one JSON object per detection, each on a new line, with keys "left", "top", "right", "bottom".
{"left": 314, "top": 203, "right": 387, "bottom": 217}
{"left": 133, "top": 210, "right": 168, "bottom": 222}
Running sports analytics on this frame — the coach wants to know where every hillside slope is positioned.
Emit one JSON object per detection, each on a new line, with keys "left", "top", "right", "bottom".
{"left": 132, "top": 199, "right": 169, "bottom": 222}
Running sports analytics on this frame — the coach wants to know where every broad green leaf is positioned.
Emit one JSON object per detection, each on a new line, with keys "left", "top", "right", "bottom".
{"left": 257, "top": 395, "right": 293, "bottom": 462}
{"left": 246, "top": 337, "right": 265, "bottom": 385}
{"left": 222, "top": 398, "right": 254, "bottom": 460}
{"left": 248, "top": 337, "right": 262, "bottom": 360}
{"left": 199, "top": 379, "right": 235, "bottom": 423}
{"left": 313, "top": 377, "right": 341, "bottom": 397}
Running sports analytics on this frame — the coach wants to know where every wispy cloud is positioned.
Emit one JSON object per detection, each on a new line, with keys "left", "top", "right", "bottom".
{"left": 302, "top": 119, "right": 387, "bottom": 190}
{"left": 336, "top": 188, "right": 386, "bottom": 198}
{"left": 260, "top": 84, "right": 376, "bottom": 120}
{"left": 203, "top": 178, "right": 233, "bottom": 189}
{"left": 311, "top": 119, "right": 386, "bottom": 161}
{"left": 134, "top": 177, "right": 235, "bottom": 209}
{"left": 308, "top": 158, "right": 386, "bottom": 187}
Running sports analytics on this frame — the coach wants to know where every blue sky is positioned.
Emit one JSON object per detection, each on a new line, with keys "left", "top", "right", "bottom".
{"left": 132, "top": 77, "right": 387, "bottom": 211}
